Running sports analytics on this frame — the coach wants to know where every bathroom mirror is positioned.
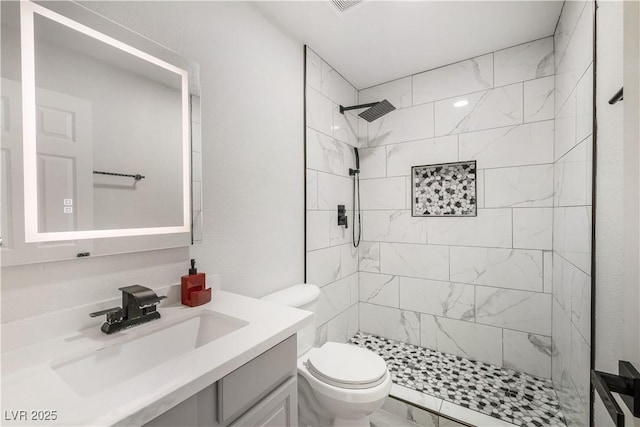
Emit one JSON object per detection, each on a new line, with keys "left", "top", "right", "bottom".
{"left": 1, "top": 1, "right": 201, "bottom": 265}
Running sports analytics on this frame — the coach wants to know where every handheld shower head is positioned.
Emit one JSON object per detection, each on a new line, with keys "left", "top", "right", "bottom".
{"left": 350, "top": 146, "right": 362, "bottom": 248}
{"left": 349, "top": 147, "right": 360, "bottom": 176}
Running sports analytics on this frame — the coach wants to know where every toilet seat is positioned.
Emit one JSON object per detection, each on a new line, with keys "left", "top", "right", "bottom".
{"left": 305, "top": 342, "right": 388, "bottom": 389}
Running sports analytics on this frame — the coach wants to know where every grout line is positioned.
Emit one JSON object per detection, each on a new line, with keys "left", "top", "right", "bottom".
{"left": 482, "top": 170, "right": 487, "bottom": 208}
{"left": 554, "top": 0, "right": 589, "bottom": 76}
{"left": 307, "top": 205, "right": 566, "bottom": 214}
{"left": 510, "top": 207, "right": 514, "bottom": 248}
{"left": 362, "top": 273, "right": 546, "bottom": 295}
{"left": 405, "top": 74, "right": 557, "bottom": 112}
{"left": 361, "top": 296, "right": 552, "bottom": 338}
{"left": 432, "top": 100, "right": 436, "bottom": 136}
{"left": 448, "top": 246, "right": 451, "bottom": 281}
{"left": 522, "top": 78, "right": 526, "bottom": 121}
{"left": 335, "top": 240, "right": 548, "bottom": 252}
{"left": 492, "top": 51, "right": 496, "bottom": 89}
{"left": 360, "top": 161, "right": 557, "bottom": 178}
{"left": 410, "top": 73, "right": 414, "bottom": 107}
{"left": 358, "top": 119, "right": 554, "bottom": 150}
{"left": 554, "top": 248, "right": 592, "bottom": 278}
{"left": 501, "top": 326, "right": 505, "bottom": 366}
{"left": 360, "top": 34, "right": 554, "bottom": 93}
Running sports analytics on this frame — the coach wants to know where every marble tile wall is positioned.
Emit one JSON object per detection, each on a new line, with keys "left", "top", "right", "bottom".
{"left": 305, "top": 47, "right": 361, "bottom": 345}
{"left": 356, "top": 36, "right": 558, "bottom": 380}
{"left": 552, "top": 2, "right": 594, "bottom": 427}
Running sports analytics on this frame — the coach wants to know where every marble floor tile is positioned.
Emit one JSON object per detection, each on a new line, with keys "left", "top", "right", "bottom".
{"left": 379, "top": 396, "right": 439, "bottom": 427}
{"left": 349, "top": 332, "right": 566, "bottom": 427}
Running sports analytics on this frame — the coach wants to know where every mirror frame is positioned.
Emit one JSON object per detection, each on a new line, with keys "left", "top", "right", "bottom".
{"left": 20, "top": 0, "right": 191, "bottom": 242}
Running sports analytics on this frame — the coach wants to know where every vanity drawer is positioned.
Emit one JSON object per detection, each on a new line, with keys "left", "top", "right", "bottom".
{"left": 217, "top": 334, "right": 297, "bottom": 424}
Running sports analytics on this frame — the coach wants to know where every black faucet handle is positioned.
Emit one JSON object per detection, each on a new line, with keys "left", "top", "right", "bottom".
{"left": 89, "top": 307, "right": 122, "bottom": 317}
{"left": 90, "top": 306, "right": 125, "bottom": 325}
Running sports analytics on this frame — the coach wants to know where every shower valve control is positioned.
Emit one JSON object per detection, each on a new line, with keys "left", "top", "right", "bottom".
{"left": 337, "top": 205, "right": 348, "bottom": 228}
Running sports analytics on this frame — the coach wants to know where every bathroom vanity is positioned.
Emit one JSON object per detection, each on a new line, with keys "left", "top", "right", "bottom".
{"left": 1, "top": 292, "right": 311, "bottom": 426}
{"left": 146, "top": 334, "right": 298, "bottom": 427}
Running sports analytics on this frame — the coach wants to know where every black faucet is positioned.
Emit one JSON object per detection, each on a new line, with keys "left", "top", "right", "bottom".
{"left": 89, "top": 285, "right": 167, "bottom": 334}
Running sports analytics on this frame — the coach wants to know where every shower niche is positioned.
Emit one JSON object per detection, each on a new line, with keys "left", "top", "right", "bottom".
{"left": 411, "top": 161, "right": 477, "bottom": 217}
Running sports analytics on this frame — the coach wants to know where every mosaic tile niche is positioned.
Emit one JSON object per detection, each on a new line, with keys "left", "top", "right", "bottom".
{"left": 412, "top": 161, "right": 477, "bottom": 216}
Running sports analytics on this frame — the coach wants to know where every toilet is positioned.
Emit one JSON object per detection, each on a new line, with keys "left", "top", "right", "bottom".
{"left": 262, "top": 284, "right": 391, "bottom": 427}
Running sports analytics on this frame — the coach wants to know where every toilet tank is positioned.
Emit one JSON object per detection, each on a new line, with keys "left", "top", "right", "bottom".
{"left": 261, "top": 284, "right": 320, "bottom": 357}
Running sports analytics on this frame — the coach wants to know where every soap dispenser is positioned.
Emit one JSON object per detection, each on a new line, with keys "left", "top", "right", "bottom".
{"left": 181, "top": 259, "right": 211, "bottom": 307}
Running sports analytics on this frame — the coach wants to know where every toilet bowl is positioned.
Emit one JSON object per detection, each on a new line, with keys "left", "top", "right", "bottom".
{"left": 262, "top": 284, "right": 391, "bottom": 427}
{"left": 298, "top": 343, "right": 391, "bottom": 426}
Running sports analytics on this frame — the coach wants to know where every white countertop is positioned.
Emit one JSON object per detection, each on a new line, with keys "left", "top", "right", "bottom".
{"left": 1, "top": 291, "right": 312, "bottom": 426}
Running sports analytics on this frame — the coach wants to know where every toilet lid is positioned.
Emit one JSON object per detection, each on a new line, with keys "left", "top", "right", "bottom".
{"left": 306, "top": 342, "right": 388, "bottom": 389}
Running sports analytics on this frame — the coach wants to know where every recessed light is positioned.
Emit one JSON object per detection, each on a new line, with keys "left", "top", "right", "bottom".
{"left": 454, "top": 100, "right": 468, "bottom": 108}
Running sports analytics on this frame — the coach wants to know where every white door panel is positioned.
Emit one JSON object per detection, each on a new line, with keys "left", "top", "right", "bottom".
{"left": 1, "top": 78, "right": 93, "bottom": 265}
{"left": 35, "top": 87, "right": 93, "bottom": 234}
{"left": 37, "top": 105, "right": 75, "bottom": 140}
{"left": 37, "top": 154, "right": 75, "bottom": 232}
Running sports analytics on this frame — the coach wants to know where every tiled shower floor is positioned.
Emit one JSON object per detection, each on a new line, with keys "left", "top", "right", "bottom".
{"left": 349, "top": 332, "right": 566, "bottom": 427}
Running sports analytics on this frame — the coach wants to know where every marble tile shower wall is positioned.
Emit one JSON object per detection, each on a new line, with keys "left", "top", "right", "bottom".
{"left": 305, "top": 48, "right": 362, "bottom": 344}
{"left": 552, "top": 2, "right": 594, "bottom": 427}
{"left": 356, "top": 37, "right": 557, "bottom": 380}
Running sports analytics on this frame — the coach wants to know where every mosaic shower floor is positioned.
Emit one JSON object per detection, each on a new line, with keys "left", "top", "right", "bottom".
{"left": 349, "top": 332, "right": 566, "bottom": 427}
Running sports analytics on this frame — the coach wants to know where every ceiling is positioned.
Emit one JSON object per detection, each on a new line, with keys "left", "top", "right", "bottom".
{"left": 252, "top": 1, "right": 563, "bottom": 90}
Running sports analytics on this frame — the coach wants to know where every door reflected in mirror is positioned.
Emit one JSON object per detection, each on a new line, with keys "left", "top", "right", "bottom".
{"left": 0, "top": 1, "right": 199, "bottom": 265}
{"left": 22, "top": 1, "right": 190, "bottom": 241}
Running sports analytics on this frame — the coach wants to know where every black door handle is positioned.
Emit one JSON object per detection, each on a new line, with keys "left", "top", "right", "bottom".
{"left": 591, "top": 361, "right": 640, "bottom": 427}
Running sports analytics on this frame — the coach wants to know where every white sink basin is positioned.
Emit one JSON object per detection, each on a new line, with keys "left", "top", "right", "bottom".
{"left": 52, "top": 310, "right": 248, "bottom": 396}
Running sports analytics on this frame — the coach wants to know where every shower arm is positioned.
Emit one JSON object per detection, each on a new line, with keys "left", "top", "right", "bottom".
{"left": 339, "top": 103, "right": 379, "bottom": 114}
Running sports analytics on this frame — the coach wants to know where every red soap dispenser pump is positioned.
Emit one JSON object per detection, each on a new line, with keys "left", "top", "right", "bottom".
{"left": 181, "top": 259, "right": 211, "bottom": 307}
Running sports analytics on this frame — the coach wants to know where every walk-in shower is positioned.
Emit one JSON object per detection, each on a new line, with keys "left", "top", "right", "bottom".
{"left": 305, "top": 26, "right": 595, "bottom": 423}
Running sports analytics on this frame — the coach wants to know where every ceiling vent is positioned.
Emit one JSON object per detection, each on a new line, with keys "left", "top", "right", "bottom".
{"left": 330, "top": 0, "right": 362, "bottom": 13}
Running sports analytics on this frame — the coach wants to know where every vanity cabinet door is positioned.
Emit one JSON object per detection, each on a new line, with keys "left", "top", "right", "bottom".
{"left": 143, "top": 383, "right": 221, "bottom": 427}
{"left": 229, "top": 376, "right": 297, "bottom": 427}
{"left": 217, "top": 335, "right": 296, "bottom": 424}
{"left": 145, "top": 335, "right": 297, "bottom": 427}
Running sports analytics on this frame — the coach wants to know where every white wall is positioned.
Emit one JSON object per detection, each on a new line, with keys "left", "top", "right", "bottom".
{"left": 594, "top": 2, "right": 640, "bottom": 426}
{"left": 82, "top": 2, "right": 304, "bottom": 299}
{"left": 1, "top": 1, "right": 304, "bottom": 323}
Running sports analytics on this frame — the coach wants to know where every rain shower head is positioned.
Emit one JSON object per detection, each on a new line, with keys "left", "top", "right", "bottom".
{"left": 339, "top": 99, "right": 396, "bottom": 122}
